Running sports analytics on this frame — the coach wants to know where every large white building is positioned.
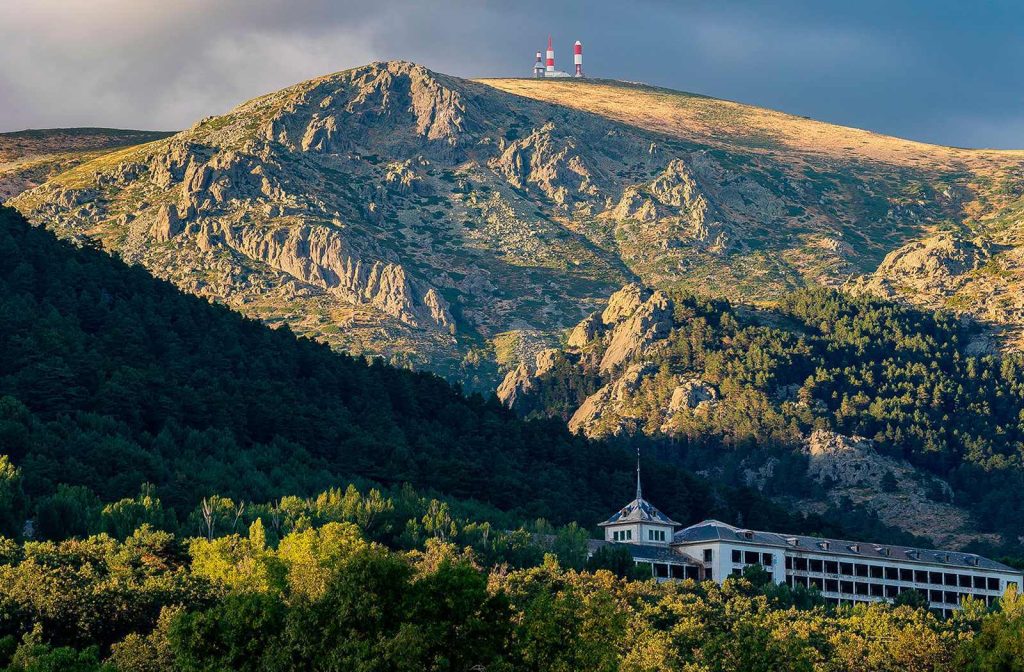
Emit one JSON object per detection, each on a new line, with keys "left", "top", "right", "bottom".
{"left": 597, "top": 478, "right": 1022, "bottom": 617}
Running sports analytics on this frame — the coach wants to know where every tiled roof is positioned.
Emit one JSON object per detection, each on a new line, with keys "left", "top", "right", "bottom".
{"left": 674, "top": 520, "right": 1021, "bottom": 574}
{"left": 588, "top": 539, "right": 700, "bottom": 564}
{"left": 599, "top": 496, "right": 680, "bottom": 527}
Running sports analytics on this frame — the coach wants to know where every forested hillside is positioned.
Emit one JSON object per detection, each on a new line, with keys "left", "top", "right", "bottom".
{"left": 501, "top": 284, "right": 1024, "bottom": 556}
{"left": 0, "top": 205, "right": 1022, "bottom": 670}
{"left": 0, "top": 204, "right": 882, "bottom": 540}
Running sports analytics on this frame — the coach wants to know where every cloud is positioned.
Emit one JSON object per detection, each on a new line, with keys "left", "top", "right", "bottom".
{"left": 0, "top": 0, "right": 1021, "bottom": 148}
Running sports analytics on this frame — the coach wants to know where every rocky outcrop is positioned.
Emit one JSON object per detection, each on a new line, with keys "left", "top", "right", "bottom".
{"left": 496, "top": 347, "right": 563, "bottom": 407}
{"left": 668, "top": 379, "right": 717, "bottom": 412}
{"left": 566, "top": 311, "right": 602, "bottom": 348}
{"left": 568, "top": 362, "right": 656, "bottom": 436}
{"left": 803, "top": 430, "right": 995, "bottom": 548}
{"left": 601, "top": 283, "right": 647, "bottom": 325}
{"left": 151, "top": 204, "right": 184, "bottom": 242}
{"left": 610, "top": 159, "right": 728, "bottom": 250}
{"left": 862, "top": 233, "right": 991, "bottom": 298}
{"left": 489, "top": 123, "right": 598, "bottom": 207}
{"left": 217, "top": 222, "right": 454, "bottom": 331}
{"left": 599, "top": 290, "right": 673, "bottom": 373}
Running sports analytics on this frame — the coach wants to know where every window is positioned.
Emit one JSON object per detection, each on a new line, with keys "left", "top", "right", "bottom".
{"left": 840, "top": 562, "right": 854, "bottom": 576}
{"left": 825, "top": 579, "right": 838, "bottom": 592}
{"left": 885, "top": 585, "right": 898, "bottom": 598}
{"left": 809, "top": 559, "right": 823, "bottom": 572}
{"left": 929, "top": 572, "right": 943, "bottom": 585}
{"left": 944, "top": 573, "right": 957, "bottom": 586}
{"left": 763, "top": 553, "right": 774, "bottom": 566}
{"left": 613, "top": 531, "right": 619, "bottom": 541}
{"left": 915, "top": 570, "right": 929, "bottom": 583}
{"left": 745, "top": 551, "right": 760, "bottom": 564}
{"left": 885, "top": 567, "right": 898, "bottom": 581}
{"left": 870, "top": 583, "right": 883, "bottom": 597}
{"left": 626, "top": 530, "right": 632, "bottom": 540}
{"left": 795, "top": 557, "right": 808, "bottom": 571}
{"left": 840, "top": 581, "right": 854, "bottom": 594}
{"left": 785, "top": 556, "right": 793, "bottom": 569}
{"left": 732, "top": 549, "right": 742, "bottom": 563}
{"left": 869, "top": 565, "right": 883, "bottom": 579}
{"left": 855, "top": 582, "right": 869, "bottom": 596}
{"left": 855, "top": 564, "right": 868, "bottom": 578}
{"left": 988, "top": 577, "right": 1000, "bottom": 591}
{"left": 974, "top": 575, "right": 986, "bottom": 589}
{"left": 704, "top": 549, "right": 713, "bottom": 563}
{"left": 825, "top": 561, "right": 839, "bottom": 574}
{"left": 648, "top": 529, "right": 666, "bottom": 542}
{"left": 900, "top": 568, "right": 913, "bottom": 582}
{"left": 930, "top": 590, "right": 943, "bottom": 603}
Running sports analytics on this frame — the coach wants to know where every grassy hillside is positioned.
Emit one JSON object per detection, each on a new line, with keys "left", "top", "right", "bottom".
{"left": 0, "top": 128, "right": 173, "bottom": 202}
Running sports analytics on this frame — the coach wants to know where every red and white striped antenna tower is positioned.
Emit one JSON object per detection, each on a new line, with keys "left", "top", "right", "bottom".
{"left": 545, "top": 35, "right": 555, "bottom": 74}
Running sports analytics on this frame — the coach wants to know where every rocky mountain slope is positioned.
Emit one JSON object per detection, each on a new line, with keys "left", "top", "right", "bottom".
{"left": 495, "top": 282, "right": 1024, "bottom": 551}
{"left": 0, "top": 128, "right": 173, "bottom": 202}
{"left": 11, "top": 62, "right": 1024, "bottom": 384}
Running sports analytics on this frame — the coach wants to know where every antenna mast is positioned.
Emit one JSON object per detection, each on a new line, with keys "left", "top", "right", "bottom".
{"left": 636, "top": 445, "right": 642, "bottom": 501}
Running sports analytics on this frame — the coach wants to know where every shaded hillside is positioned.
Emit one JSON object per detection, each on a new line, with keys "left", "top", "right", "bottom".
{"left": 498, "top": 283, "right": 1024, "bottom": 554}
{"left": 0, "top": 204, "right": 877, "bottom": 539}
{"left": 0, "top": 128, "right": 173, "bottom": 201}
{"left": 14, "top": 62, "right": 1024, "bottom": 388}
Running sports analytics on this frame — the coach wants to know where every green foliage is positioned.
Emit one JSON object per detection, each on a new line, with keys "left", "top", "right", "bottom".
{"left": 518, "top": 286, "right": 1024, "bottom": 555}
{"left": 0, "top": 205, "right": 779, "bottom": 541}
{"left": 0, "top": 521, "right": 1013, "bottom": 671}
{"left": 956, "top": 586, "right": 1024, "bottom": 671}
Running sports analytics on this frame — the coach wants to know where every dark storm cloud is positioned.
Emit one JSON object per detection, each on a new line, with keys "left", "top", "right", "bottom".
{"left": 1, "top": 0, "right": 1022, "bottom": 148}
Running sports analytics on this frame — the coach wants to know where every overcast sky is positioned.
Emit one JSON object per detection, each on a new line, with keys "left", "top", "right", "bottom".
{"left": 2, "top": 0, "right": 1023, "bottom": 148}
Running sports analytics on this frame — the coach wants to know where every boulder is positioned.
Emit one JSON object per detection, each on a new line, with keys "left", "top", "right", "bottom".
{"left": 151, "top": 204, "right": 184, "bottom": 242}
{"left": 668, "top": 379, "right": 718, "bottom": 412}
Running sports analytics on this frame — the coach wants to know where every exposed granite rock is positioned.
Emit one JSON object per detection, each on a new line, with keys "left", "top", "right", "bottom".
{"left": 151, "top": 204, "right": 183, "bottom": 242}
{"left": 803, "top": 429, "right": 997, "bottom": 548}
{"left": 668, "top": 379, "right": 718, "bottom": 411}
{"left": 862, "top": 233, "right": 991, "bottom": 298}
{"left": 601, "top": 283, "right": 648, "bottom": 325}
{"left": 569, "top": 362, "right": 657, "bottom": 436}
{"left": 216, "top": 222, "right": 453, "bottom": 330}
{"left": 567, "top": 311, "right": 602, "bottom": 348}
{"left": 496, "top": 347, "right": 563, "bottom": 407}
{"left": 599, "top": 290, "right": 673, "bottom": 373}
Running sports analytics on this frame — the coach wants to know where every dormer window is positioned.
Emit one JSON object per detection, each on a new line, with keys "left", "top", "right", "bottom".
{"left": 786, "top": 537, "right": 799, "bottom": 547}
{"left": 849, "top": 544, "right": 860, "bottom": 553}
{"left": 818, "top": 541, "right": 830, "bottom": 551}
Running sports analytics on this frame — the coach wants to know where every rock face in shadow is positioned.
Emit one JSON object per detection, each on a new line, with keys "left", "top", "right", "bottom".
{"left": 803, "top": 430, "right": 998, "bottom": 549}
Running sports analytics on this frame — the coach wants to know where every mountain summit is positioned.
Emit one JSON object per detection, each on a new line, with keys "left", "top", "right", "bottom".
{"left": 12, "top": 61, "right": 1024, "bottom": 383}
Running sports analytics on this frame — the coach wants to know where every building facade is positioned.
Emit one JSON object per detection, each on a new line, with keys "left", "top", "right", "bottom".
{"left": 599, "top": 488, "right": 1022, "bottom": 617}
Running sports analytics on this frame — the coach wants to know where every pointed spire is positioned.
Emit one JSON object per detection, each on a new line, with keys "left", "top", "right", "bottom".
{"left": 636, "top": 445, "right": 642, "bottom": 501}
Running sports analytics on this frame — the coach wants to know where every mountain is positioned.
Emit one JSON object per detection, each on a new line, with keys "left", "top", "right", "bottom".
{"left": 4, "top": 203, "right": 860, "bottom": 538}
{"left": 12, "top": 61, "right": 1024, "bottom": 389}
{"left": 0, "top": 128, "right": 173, "bottom": 201}
{"left": 496, "top": 281, "right": 1024, "bottom": 553}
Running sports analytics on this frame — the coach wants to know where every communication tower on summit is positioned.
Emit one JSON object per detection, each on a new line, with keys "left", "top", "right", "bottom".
{"left": 531, "top": 36, "right": 581, "bottom": 78}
